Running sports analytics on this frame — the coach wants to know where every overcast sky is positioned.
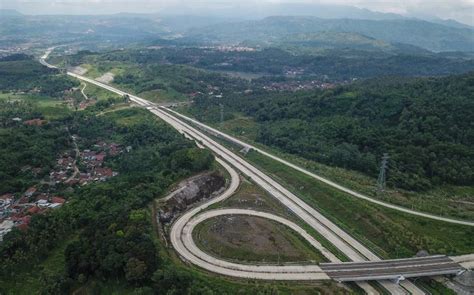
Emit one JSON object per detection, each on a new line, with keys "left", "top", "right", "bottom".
{"left": 1, "top": 0, "right": 473, "bottom": 25}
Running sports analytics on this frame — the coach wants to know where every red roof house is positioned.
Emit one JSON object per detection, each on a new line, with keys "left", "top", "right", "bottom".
{"left": 52, "top": 197, "right": 66, "bottom": 204}
{"left": 27, "top": 206, "right": 41, "bottom": 214}
{"left": 95, "top": 152, "right": 106, "bottom": 162}
{"left": 24, "top": 119, "right": 47, "bottom": 126}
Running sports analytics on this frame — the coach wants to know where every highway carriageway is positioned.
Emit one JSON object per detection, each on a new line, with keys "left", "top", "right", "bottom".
{"left": 40, "top": 53, "right": 473, "bottom": 294}
{"left": 320, "top": 255, "right": 464, "bottom": 282}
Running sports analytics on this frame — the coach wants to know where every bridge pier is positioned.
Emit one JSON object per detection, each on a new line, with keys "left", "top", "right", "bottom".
{"left": 394, "top": 275, "right": 405, "bottom": 284}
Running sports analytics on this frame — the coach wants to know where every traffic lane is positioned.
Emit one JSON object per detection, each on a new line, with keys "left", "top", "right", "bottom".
{"left": 320, "top": 256, "right": 453, "bottom": 270}
{"left": 326, "top": 264, "right": 462, "bottom": 281}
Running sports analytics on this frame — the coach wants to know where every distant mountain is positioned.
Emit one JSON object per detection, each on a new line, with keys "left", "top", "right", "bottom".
{"left": 428, "top": 18, "right": 473, "bottom": 30}
{"left": 161, "top": 3, "right": 404, "bottom": 21}
{"left": 258, "top": 32, "right": 431, "bottom": 55}
{"left": 187, "top": 16, "right": 474, "bottom": 52}
{"left": 0, "top": 14, "right": 169, "bottom": 43}
{"left": 0, "top": 9, "right": 23, "bottom": 16}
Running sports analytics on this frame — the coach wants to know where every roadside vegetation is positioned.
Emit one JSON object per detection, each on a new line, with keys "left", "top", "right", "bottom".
{"left": 0, "top": 54, "right": 78, "bottom": 97}
{"left": 0, "top": 58, "right": 351, "bottom": 294}
{"left": 184, "top": 72, "right": 474, "bottom": 220}
{"left": 51, "top": 50, "right": 250, "bottom": 104}
{"left": 191, "top": 73, "right": 474, "bottom": 192}
{"left": 243, "top": 150, "right": 474, "bottom": 259}
{"left": 194, "top": 215, "right": 326, "bottom": 264}
{"left": 194, "top": 179, "right": 327, "bottom": 264}
{"left": 200, "top": 123, "right": 474, "bottom": 221}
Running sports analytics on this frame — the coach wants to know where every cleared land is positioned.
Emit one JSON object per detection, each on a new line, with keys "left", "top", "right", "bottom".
{"left": 194, "top": 215, "right": 326, "bottom": 263}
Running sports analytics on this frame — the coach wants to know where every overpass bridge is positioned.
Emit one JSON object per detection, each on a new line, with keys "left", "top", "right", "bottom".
{"left": 321, "top": 255, "right": 465, "bottom": 282}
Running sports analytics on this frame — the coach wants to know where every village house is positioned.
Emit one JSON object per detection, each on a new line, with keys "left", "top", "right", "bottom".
{"left": 24, "top": 186, "right": 37, "bottom": 198}
{"left": 52, "top": 196, "right": 66, "bottom": 204}
{"left": 23, "top": 118, "right": 47, "bottom": 126}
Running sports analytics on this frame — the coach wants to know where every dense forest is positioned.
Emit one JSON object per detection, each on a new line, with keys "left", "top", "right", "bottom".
{"left": 192, "top": 73, "right": 474, "bottom": 191}
{"left": 0, "top": 54, "right": 78, "bottom": 96}
{"left": 113, "top": 64, "right": 248, "bottom": 98}
{"left": 88, "top": 47, "right": 474, "bottom": 80}
{"left": 0, "top": 101, "right": 70, "bottom": 194}
{"left": 0, "top": 104, "right": 223, "bottom": 294}
{"left": 0, "top": 58, "right": 282, "bottom": 293}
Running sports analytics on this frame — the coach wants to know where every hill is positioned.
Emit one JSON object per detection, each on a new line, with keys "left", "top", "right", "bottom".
{"left": 0, "top": 54, "right": 78, "bottom": 96}
{"left": 193, "top": 72, "right": 474, "bottom": 191}
{"left": 266, "top": 32, "right": 431, "bottom": 55}
{"left": 187, "top": 16, "right": 474, "bottom": 52}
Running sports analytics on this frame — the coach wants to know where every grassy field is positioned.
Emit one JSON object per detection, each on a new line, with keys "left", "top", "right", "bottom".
{"left": 103, "top": 107, "right": 151, "bottom": 127}
{"left": 194, "top": 178, "right": 327, "bottom": 264}
{"left": 217, "top": 178, "right": 292, "bottom": 217}
{"left": 194, "top": 215, "right": 326, "bottom": 264}
{"left": 155, "top": 215, "right": 354, "bottom": 295}
{"left": 82, "top": 82, "right": 122, "bottom": 101}
{"left": 138, "top": 88, "right": 187, "bottom": 104}
{"left": 182, "top": 110, "right": 474, "bottom": 221}
{"left": 208, "top": 175, "right": 350, "bottom": 262}
{"left": 77, "top": 61, "right": 188, "bottom": 104}
{"left": 244, "top": 150, "right": 474, "bottom": 259}
{"left": 217, "top": 114, "right": 260, "bottom": 141}
{"left": 0, "top": 92, "right": 65, "bottom": 107}
{"left": 0, "top": 92, "right": 72, "bottom": 120}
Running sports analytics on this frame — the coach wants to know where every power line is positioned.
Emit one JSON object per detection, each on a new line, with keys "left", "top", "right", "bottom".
{"left": 377, "top": 153, "right": 389, "bottom": 191}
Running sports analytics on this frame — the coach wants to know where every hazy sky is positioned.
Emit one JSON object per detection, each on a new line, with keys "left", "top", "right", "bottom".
{"left": 1, "top": 0, "right": 473, "bottom": 25}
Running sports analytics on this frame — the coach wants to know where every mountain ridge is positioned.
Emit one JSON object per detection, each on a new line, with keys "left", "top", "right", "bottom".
{"left": 186, "top": 16, "right": 474, "bottom": 52}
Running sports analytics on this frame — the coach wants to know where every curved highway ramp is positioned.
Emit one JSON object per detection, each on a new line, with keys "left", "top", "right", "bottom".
{"left": 39, "top": 52, "right": 474, "bottom": 295}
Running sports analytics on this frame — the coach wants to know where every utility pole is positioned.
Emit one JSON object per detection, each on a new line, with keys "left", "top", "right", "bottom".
{"left": 377, "top": 153, "right": 389, "bottom": 191}
{"left": 220, "top": 104, "right": 224, "bottom": 124}
{"left": 62, "top": 56, "right": 69, "bottom": 74}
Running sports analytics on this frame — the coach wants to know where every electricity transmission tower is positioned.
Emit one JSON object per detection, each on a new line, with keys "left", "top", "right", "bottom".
{"left": 377, "top": 153, "right": 389, "bottom": 191}
{"left": 62, "top": 56, "right": 69, "bottom": 74}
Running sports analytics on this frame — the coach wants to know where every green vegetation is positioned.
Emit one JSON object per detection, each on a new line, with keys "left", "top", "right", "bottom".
{"left": 0, "top": 54, "right": 78, "bottom": 97}
{"left": 244, "top": 150, "right": 474, "bottom": 259}
{"left": 188, "top": 16, "right": 474, "bottom": 52}
{"left": 194, "top": 215, "right": 325, "bottom": 263}
{"left": 101, "top": 46, "right": 474, "bottom": 80}
{"left": 218, "top": 178, "right": 291, "bottom": 216}
{"left": 0, "top": 65, "right": 348, "bottom": 293}
{"left": 0, "top": 102, "right": 351, "bottom": 295}
{"left": 0, "top": 100, "right": 71, "bottom": 194}
{"left": 82, "top": 82, "right": 121, "bottom": 102}
{"left": 0, "top": 105, "right": 216, "bottom": 293}
{"left": 196, "top": 179, "right": 327, "bottom": 264}
{"left": 192, "top": 72, "right": 474, "bottom": 192}
{"left": 182, "top": 111, "right": 474, "bottom": 219}
{"left": 57, "top": 50, "right": 250, "bottom": 103}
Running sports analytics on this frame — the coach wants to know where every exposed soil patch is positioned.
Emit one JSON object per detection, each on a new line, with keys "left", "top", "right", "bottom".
{"left": 195, "top": 215, "right": 324, "bottom": 263}
{"left": 158, "top": 171, "right": 225, "bottom": 223}
{"left": 96, "top": 72, "right": 115, "bottom": 84}
{"left": 69, "top": 66, "right": 88, "bottom": 75}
